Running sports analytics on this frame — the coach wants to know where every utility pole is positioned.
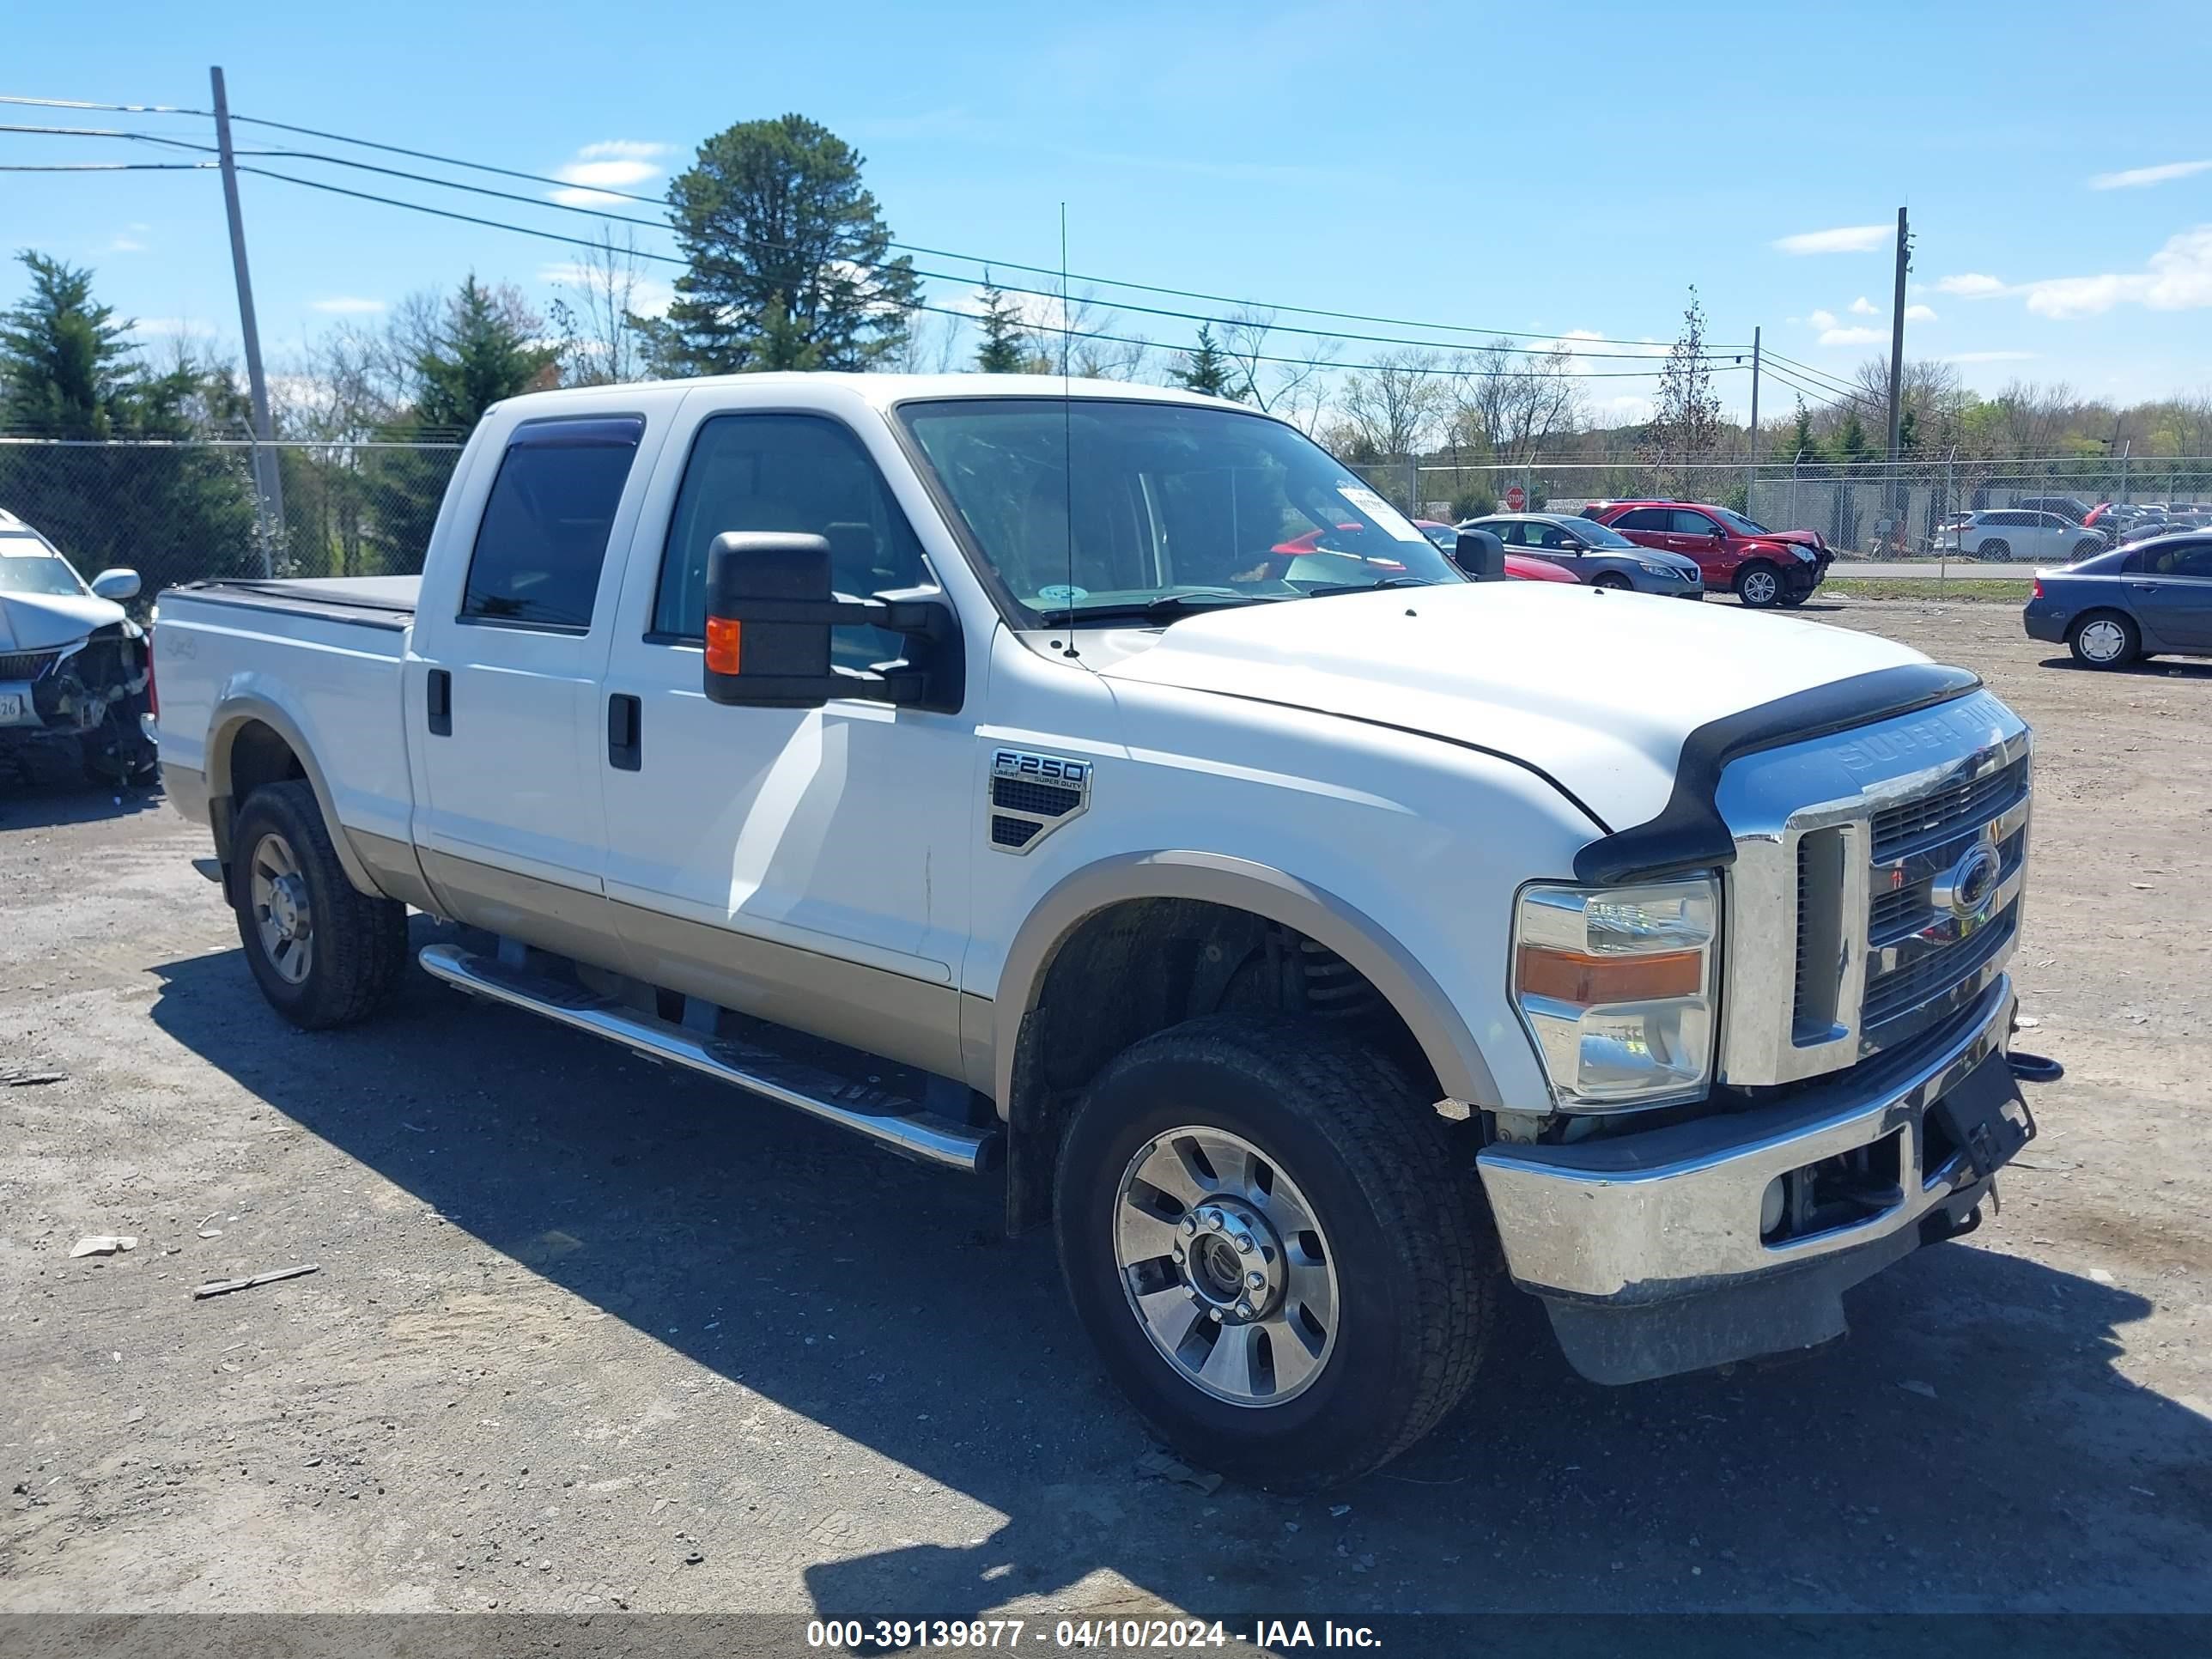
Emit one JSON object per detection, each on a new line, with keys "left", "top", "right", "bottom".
{"left": 1885, "top": 206, "right": 1909, "bottom": 463}
{"left": 210, "top": 65, "right": 283, "bottom": 574}
{"left": 1747, "top": 325, "right": 1762, "bottom": 484}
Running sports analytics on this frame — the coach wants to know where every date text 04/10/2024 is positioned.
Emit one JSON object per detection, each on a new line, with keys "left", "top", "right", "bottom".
{"left": 803, "top": 1618, "right": 1382, "bottom": 1649}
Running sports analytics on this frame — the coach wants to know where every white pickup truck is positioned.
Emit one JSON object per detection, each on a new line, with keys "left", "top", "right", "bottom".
{"left": 153, "top": 374, "right": 2045, "bottom": 1486}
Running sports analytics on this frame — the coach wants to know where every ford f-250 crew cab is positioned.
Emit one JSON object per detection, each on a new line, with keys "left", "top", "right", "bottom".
{"left": 153, "top": 374, "right": 2045, "bottom": 1487}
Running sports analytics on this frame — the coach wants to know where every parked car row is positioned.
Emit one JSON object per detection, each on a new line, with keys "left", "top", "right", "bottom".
{"left": 1934, "top": 510, "right": 2110, "bottom": 563}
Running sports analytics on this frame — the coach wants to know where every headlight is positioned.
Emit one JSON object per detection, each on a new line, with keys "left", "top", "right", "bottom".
{"left": 1511, "top": 877, "right": 1718, "bottom": 1110}
{"left": 1637, "top": 562, "right": 1679, "bottom": 579}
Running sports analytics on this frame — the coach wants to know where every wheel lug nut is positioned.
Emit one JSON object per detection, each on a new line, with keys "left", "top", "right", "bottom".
{"left": 1180, "top": 1215, "right": 1199, "bottom": 1237}
{"left": 1171, "top": 1245, "right": 1185, "bottom": 1263}
{"left": 1245, "top": 1269, "right": 1265, "bottom": 1290}
{"left": 1206, "top": 1308, "right": 1223, "bottom": 1323}
{"left": 1232, "top": 1231, "right": 1256, "bottom": 1255}
{"left": 1233, "top": 1300, "right": 1255, "bottom": 1320}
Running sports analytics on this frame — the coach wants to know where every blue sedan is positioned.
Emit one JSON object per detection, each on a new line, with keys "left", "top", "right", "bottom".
{"left": 2022, "top": 534, "right": 2212, "bottom": 668}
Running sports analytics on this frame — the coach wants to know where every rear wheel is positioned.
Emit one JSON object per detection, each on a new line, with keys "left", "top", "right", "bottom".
{"left": 1975, "top": 538, "right": 2011, "bottom": 562}
{"left": 2067, "top": 610, "right": 2138, "bottom": 670}
{"left": 231, "top": 779, "right": 408, "bottom": 1028}
{"left": 1734, "top": 563, "right": 1784, "bottom": 608}
{"left": 1054, "top": 1014, "right": 1498, "bottom": 1489}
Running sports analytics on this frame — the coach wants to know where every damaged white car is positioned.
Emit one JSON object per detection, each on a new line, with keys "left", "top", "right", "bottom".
{"left": 0, "top": 507, "right": 155, "bottom": 787}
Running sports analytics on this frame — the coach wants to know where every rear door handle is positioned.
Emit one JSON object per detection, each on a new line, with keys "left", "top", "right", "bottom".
{"left": 426, "top": 669, "right": 452, "bottom": 736}
{"left": 607, "top": 692, "right": 641, "bottom": 771}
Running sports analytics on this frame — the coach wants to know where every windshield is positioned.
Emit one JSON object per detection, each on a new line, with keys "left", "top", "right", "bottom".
{"left": 0, "top": 540, "right": 88, "bottom": 597}
{"left": 897, "top": 398, "right": 1465, "bottom": 623}
{"left": 1711, "top": 507, "right": 1771, "bottom": 536}
{"left": 1565, "top": 519, "right": 1638, "bottom": 549}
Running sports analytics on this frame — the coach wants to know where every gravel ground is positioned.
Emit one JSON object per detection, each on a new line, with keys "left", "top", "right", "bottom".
{"left": 3, "top": 599, "right": 2208, "bottom": 1620}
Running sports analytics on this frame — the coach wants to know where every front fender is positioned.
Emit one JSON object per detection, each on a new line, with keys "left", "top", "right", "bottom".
{"left": 990, "top": 848, "right": 1506, "bottom": 1113}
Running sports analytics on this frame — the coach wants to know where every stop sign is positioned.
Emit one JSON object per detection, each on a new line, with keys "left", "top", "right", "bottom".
{"left": 1504, "top": 484, "right": 1527, "bottom": 511}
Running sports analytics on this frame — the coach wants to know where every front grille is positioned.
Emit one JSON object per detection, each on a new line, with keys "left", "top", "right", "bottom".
{"left": 0, "top": 649, "right": 60, "bottom": 682}
{"left": 1863, "top": 908, "right": 2017, "bottom": 1027}
{"left": 1870, "top": 756, "right": 2027, "bottom": 862}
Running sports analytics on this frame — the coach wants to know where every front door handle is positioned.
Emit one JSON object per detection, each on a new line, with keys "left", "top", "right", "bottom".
{"left": 426, "top": 669, "right": 452, "bottom": 736}
{"left": 607, "top": 692, "right": 641, "bottom": 771}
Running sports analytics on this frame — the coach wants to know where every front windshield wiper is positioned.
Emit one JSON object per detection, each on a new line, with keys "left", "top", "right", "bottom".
{"left": 1302, "top": 576, "right": 1438, "bottom": 598}
{"left": 1036, "top": 590, "right": 1278, "bottom": 627}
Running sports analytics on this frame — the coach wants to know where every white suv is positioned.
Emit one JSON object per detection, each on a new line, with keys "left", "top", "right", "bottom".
{"left": 1941, "top": 509, "right": 2107, "bottom": 563}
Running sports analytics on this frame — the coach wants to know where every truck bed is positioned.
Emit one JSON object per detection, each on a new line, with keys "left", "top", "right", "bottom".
{"left": 154, "top": 577, "right": 417, "bottom": 857}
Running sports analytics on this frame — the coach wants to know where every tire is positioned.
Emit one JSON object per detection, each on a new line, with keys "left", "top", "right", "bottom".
{"left": 1734, "top": 562, "right": 1784, "bottom": 609}
{"left": 1777, "top": 587, "right": 1812, "bottom": 609}
{"left": 1974, "top": 538, "right": 2010, "bottom": 563}
{"left": 2067, "top": 610, "right": 2139, "bottom": 670}
{"left": 80, "top": 693, "right": 157, "bottom": 786}
{"left": 1054, "top": 1013, "right": 1498, "bottom": 1490}
{"left": 1591, "top": 573, "right": 1632, "bottom": 591}
{"left": 230, "top": 779, "right": 409, "bottom": 1029}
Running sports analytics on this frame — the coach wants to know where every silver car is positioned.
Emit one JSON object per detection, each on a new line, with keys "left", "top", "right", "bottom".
{"left": 1460, "top": 514, "right": 1705, "bottom": 598}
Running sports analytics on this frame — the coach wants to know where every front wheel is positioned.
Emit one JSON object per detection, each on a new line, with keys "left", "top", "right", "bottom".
{"left": 1734, "top": 563, "right": 1784, "bottom": 608}
{"left": 231, "top": 779, "right": 409, "bottom": 1028}
{"left": 1591, "top": 573, "right": 1632, "bottom": 591}
{"left": 1975, "top": 538, "right": 2011, "bottom": 562}
{"left": 1054, "top": 1015, "right": 1498, "bottom": 1489}
{"left": 2068, "top": 610, "right": 2138, "bottom": 670}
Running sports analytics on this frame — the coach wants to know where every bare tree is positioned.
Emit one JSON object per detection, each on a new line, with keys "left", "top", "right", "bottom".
{"left": 547, "top": 230, "right": 657, "bottom": 386}
{"left": 1643, "top": 287, "right": 1723, "bottom": 488}
{"left": 880, "top": 304, "right": 966, "bottom": 374}
{"left": 1334, "top": 349, "right": 1444, "bottom": 461}
{"left": 1447, "top": 339, "right": 1583, "bottom": 466}
{"left": 1017, "top": 282, "right": 1153, "bottom": 381}
{"left": 1218, "top": 307, "right": 1339, "bottom": 429}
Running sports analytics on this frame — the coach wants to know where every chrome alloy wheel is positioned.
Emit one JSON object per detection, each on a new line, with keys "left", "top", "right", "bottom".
{"left": 2076, "top": 617, "right": 2128, "bottom": 664}
{"left": 1113, "top": 1127, "right": 1340, "bottom": 1407}
{"left": 1740, "top": 568, "right": 1779, "bottom": 606}
{"left": 247, "top": 830, "right": 314, "bottom": 986}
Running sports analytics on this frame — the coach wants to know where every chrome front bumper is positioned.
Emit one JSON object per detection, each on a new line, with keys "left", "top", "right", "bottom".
{"left": 1476, "top": 975, "right": 2019, "bottom": 1382}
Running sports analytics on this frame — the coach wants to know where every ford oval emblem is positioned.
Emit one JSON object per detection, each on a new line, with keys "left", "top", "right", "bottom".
{"left": 1934, "top": 840, "right": 2002, "bottom": 923}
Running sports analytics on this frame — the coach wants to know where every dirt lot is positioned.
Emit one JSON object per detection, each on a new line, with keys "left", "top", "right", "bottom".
{"left": 3, "top": 599, "right": 2209, "bottom": 1620}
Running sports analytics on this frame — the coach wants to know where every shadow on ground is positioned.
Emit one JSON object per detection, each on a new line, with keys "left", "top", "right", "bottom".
{"left": 2034, "top": 655, "right": 2212, "bottom": 679}
{"left": 0, "top": 773, "right": 162, "bottom": 831}
{"left": 147, "top": 921, "right": 2212, "bottom": 1615}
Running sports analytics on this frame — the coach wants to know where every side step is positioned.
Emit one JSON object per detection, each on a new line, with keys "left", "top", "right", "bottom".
{"left": 416, "top": 942, "right": 1001, "bottom": 1174}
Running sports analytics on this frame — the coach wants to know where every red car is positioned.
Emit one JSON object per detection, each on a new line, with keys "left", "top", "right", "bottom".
{"left": 1582, "top": 501, "right": 1832, "bottom": 609}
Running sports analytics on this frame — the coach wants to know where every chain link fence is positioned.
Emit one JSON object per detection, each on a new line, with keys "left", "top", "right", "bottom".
{"left": 0, "top": 438, "right": 464, "bottom": 599}
{"left": 1342, "top": 453, "right": 2212, "bottom": 557}
{"left": 6, "top": 440, "right": 2209, "bottom": 597}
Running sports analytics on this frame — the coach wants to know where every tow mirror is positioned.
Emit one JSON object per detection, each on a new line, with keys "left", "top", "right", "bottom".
{"left": 702, "top": 532, "right": 962, "bottom": 714}
{"left": 90, "top": 567, "right": 142, "bottom": 602}
{"left": 1452, "top": 528, "right": 1505, "bottom": 580}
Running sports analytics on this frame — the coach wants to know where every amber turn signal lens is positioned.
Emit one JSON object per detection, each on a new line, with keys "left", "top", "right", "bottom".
{"left": 704, "top": 616, "right": 742, "bottom": 675}
{"left": 1516, "top": 944, "right": 1704, "bottom": 1006}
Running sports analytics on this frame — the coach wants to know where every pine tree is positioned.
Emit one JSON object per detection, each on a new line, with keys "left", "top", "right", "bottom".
{"left": 0, "top": 252, "right": 134, "bottom": 436}
{"left": 1790, "top": 397, "right": 1817, "bottom": 463}
{"left": 974, "top": 273, "right": 1029, "bottom": 373}
{"left": 413, "top": 276, "right": 560, "bottom": 434}
{"left": 1171, "top": 325, "right": 1237, "bottom": 397}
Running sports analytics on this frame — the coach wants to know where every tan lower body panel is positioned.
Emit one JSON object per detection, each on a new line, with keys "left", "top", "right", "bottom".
{"left": 416, "top": 847, "right": 971, "bottom": 1086}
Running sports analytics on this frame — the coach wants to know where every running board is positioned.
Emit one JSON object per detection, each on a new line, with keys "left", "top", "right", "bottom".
{"left": 416, "top": 942, "right": 1001, "bottom": 1174}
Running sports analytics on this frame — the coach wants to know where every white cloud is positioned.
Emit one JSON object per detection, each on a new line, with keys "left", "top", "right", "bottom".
{"left": 1774, "top": 224, "right": 1889, "bottom": 255}
{"left": 310, "top": 295, "right": 386, "bottom": 314}
{"left": 537, "top": 261, "right": 674, "bottom": 319}
{"left": 1944, "top": 350, "right": 2037, "bottom": 363}
{"left": 576, "top": 140, "right": 670, "bottom": 162}
{"left": 1933, "top": 273, "right": 2007, "bottom": 298}
{"left": 1848, "top": 295, "right": 1876, "bottom": 316}
{"left": 108, "top": 234, "right": 145, "bottom": 253}
{"left": 2090, "top": 159, "right": 2212, "bottom": 191}
{"left": 550, "top": 146, "right": 668, "bottom": 206}
{"left": 1816, "top": 325, "right": 1887, "bottom": 346}
{"left": 1807, "top": 308, "right": 1838, "bottom": 330}
{"left": 1903, "top": 303, "right": 1937, "bottom": 322}
{"left": 2015, "top": 225, "right": 2212, "bottom": 318}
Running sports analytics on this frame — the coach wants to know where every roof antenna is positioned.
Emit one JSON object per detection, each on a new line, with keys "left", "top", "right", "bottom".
{"left": 1059, "top": 200, "right": 1080, "bottom": 660}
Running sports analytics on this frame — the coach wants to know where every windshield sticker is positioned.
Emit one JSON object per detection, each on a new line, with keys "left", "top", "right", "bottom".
{"left": 1036, "top": 584, "right": 1090, "bottom": 605}
{"left": 1335, "top": 484, "right": 1426, "bottom": 544}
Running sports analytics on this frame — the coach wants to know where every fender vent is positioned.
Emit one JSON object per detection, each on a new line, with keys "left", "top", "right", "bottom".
{"left": 990, "top": 816, "right": 1042, "bottom": 849}
{"left": 991, "top": 776, "right": 1082, "bottom": 818}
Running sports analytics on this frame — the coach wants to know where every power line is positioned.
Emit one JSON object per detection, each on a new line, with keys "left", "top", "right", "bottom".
{"left": 233, "top": 161, "right": 1723, "bottom": 381}
{"left": 1762, "top": 349, "right": 1887, "bottom": 407}
{"left": 213, "top": 106, "right": 1738, "bottom": 352}
{"left": 1760, "top": 362, "right": 1876, "bottom": 418}
{"left": 0, "top": 94, "right": 210, "bottom": 115}
{"left": 0, "top": 161, "right": 210, "bottom": 172}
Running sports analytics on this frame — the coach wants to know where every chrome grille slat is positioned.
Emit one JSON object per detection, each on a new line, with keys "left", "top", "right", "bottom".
{"left": 1869, "top": 756, "right": 2027, "bottom": 863}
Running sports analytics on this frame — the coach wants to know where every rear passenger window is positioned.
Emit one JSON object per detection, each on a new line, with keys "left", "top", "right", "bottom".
{"left": 460, "top": 416, "right": 644, "bottom": 631}
{"left": 1614, "top": 507, "right": 1669, "bottom": 531}
{"left": 654, "top": 413, "right": 927, "bottom": 669}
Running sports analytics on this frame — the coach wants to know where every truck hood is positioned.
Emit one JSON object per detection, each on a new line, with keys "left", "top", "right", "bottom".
{"left": 1097, "top": 583, "right": 1929, "bottom": 832}
{"left": 0, "top": 590, "right": 125, "bottom": 653}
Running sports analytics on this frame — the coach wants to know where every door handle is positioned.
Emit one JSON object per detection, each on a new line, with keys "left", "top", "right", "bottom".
{"left": 607, "top": 692, "right": 641, "bottom": 771}
{"left": 426, "top": 669, "right": 452, "bottom": 736}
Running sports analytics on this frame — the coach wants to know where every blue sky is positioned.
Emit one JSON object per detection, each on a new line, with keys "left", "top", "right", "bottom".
{"left": 6, "top": 0, "right": 2210, "bottom": 424}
